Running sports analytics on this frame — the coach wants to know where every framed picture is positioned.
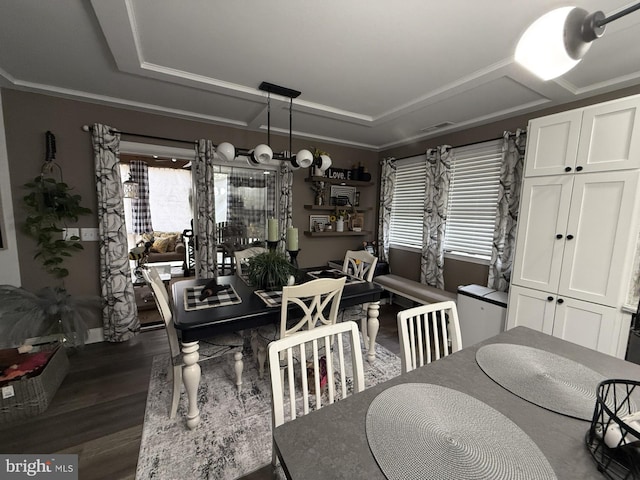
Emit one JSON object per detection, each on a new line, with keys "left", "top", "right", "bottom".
{"left": 351, "top": 213, "right": 364, "bottom": 231}
{"left": 309, "top": 214, "right": 330, "bottom": 232}
{"left": 330, "top": 185, "right": 356, "bottom": 206}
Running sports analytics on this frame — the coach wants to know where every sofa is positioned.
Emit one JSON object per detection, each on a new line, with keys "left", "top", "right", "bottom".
{"left": 139, "top": 231, "right": 185, "bottom": 263}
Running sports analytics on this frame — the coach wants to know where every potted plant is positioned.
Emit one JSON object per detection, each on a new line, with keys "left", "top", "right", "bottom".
{"left": 246, "top": 250, "right": 296, "bottom": 291}
{"left": 0, "top": 172, "right": 99, "bottom": 349}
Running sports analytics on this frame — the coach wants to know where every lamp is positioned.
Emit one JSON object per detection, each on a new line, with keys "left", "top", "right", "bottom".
{"left": 122, "top": 173, "right": 139, "bottom": 199}
{"left": 516, "top": 2, "right": 640, "bottom": 80}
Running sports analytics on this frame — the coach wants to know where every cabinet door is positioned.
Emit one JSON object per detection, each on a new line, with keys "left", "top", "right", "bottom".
{"left": 559, "top": 171, "right": 640, "bottom": 306}
{"left": 552, "top": 297, "right": 618, "bottom": 355}
{"left": 511, "top": 176, "right": 572, "bottom": 292}
{"left": 577, "top": 97, "right": 640, "bottom": 173}
{"left": 524, "top": 110, "right": 582, "bottom": 177}
{"left": 506, "top": 285, "right": 555, "bottom": 334}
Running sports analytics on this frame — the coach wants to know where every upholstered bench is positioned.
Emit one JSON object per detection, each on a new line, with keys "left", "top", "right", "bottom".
{"left": 374, "top": 274, "right": 456, "bottom": 305}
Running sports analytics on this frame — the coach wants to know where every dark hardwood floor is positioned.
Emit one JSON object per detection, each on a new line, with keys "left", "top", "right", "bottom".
{"left": 0, "top": 303, "right": 402, "bottom": 480}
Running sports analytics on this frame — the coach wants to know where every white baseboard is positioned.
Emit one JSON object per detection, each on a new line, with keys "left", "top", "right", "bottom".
{"left": 25, "top": 327, "right": 104, "bottom": 347}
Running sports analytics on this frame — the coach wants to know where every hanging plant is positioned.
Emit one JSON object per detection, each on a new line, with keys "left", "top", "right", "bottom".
{"left": 23, "top": 158, "right": 91, "bottom": 280}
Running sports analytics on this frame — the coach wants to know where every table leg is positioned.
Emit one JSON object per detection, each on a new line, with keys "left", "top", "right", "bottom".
{"left": 181, "top": 340, "right": 201, "bottom": 429}
{"left": 366, "top": 301, "right": 380, "bottom": 361}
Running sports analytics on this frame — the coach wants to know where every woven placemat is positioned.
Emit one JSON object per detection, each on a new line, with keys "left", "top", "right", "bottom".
{"left": 475, "top": 343, "right": 625, "bottom": 421}
{"left": 183, "top": 284, "right": 241, "bottom": 311}
{"left": 366, "top": 383, "right": 556, "bottom": 480}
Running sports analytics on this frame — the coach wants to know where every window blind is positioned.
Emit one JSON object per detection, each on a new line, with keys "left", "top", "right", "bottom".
{"left": 444, "top": 140, "right": 502, "bottom": 259}
{"left": 389, "top": 156, "right": 426, "bottom": 248}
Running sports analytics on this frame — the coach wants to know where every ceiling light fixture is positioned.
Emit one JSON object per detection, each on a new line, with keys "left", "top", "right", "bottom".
{"left": 212, "top": 81, "right": 330, "bottom": 171}
{"left": 515, "top": 2, "right": 640, "bottom": 80}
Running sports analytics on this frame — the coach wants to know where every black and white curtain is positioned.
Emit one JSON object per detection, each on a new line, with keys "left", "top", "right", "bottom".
{"left": 278, "top": 162, "right": 294, "bottom": 252}
{"left": 130, "top": 160, "right": 153, "bottom": 234}
{"left": 420, "top": 146, "right": 452, "bottom": 290}
{"left": 194, "top": 140, "right": 218, "bottom": 279}
{"left": 377, "top": 157, "right": 396, "bottom": 263}
{"left": 91, "top": 123, "right": 140, "bottom": 342}
{"left": 488, "top": 130, "right": 526, "bottom": 291}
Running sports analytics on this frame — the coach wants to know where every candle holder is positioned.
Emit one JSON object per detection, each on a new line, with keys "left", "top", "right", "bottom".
{"left": 287, "top": 249, "right": 300, "bottom": 269}
{"left": 267, "top": 240, "right": 279, "bottom": 251}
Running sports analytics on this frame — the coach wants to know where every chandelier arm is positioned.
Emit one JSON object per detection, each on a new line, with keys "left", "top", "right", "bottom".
{"left": 596, "top": 2, "right": 640, "bottom": 27}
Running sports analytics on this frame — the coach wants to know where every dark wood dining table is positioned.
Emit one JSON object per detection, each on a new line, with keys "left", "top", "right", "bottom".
{"left": 171, "top": 270, "right": 383, "bottom": 429}
{"left": 273, "top": 326, "right": 640, "bottom": 479}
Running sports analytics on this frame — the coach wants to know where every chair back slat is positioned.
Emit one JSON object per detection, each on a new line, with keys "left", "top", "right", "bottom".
{"left": 397, "top": 301, "right": 462, "bottom": 373}
{"left": 141, "top": 267, "right": 181, "bottom": 360}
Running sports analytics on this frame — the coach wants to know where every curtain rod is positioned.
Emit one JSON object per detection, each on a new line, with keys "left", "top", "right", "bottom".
{"left": 391, "top": 131, "right": 524, "bottom": 162}
{"left": 82, "top": 125, "right": 196, "bottom": 146}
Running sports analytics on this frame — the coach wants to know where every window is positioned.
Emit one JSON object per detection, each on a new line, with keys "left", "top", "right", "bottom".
{"left": 388, "top": 139, "right": 502, "bottom": 260}
{"left": 389, "top": 156, "right": 426, "bottom": 249}
{"left": 444, "top": 139, "right": 502, "bottom": 259}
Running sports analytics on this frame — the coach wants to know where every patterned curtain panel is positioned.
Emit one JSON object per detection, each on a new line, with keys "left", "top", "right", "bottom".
{"left": 278, "top": 162, "right": 293, "bottom": 253}
{"left": 420, "top": 146, "right": 452, "bottom": 289}
{"left": 377, "top": 158, "right": 396, "bottom": 263}
{"left": 130, "top": 160, "right": 153, "bottom": 234}
{"left": 488, "top": 130, "right": 526, "bottom": 291}
{"left": 91, "top": 123, "right": 140, "bottom": 342}
{"left": 194, "top": 140, "right": 218, "bottom": 279}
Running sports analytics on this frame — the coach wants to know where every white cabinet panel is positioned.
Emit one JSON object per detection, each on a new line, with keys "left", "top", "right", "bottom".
{"left": 552, "top": 298, "right": 618, "bottom": 354}
{"left": 578, "top": 97, "right": 640, "bottom": 173}
{"left": 506, "top": 286, "right": 555, "bottom": 334}
{"left": 511, "top": 176, "right": 572, "bottom": 292}
{"left": 559, "top": 171, "right": 639, "bottom": 305}
{"left": 525, "top": 110, "right": 582, "bottom": 177}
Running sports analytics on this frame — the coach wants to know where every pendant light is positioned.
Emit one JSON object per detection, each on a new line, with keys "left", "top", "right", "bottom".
{"left": 516, "top": 2, "right": 640, "bottom": 80}
{"left": 122, "top": 173, "right": 139, "bottom": 199}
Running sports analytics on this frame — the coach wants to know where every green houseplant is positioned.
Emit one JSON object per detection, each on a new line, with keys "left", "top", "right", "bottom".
{"left": 22, "top": 175, "right": 91, "bottom": 279}
{"left": 246, "top": 250, "right": 295, "bottom": 290}
{"left": 0, "top": 172, "right": 99, "bottom": 348}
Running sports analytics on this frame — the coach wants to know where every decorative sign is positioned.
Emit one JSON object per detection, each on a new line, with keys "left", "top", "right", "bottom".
{"left": 325, "top": 167, "right": 354, "bottom": 181}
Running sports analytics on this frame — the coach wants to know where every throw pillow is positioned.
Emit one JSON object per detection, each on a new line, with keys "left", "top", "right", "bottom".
{"left": 151, "top": 237, "right": 171, "bottom": 253}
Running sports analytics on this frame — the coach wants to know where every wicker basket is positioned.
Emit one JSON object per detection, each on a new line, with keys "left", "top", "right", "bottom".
{"left": 0, "top": 346, "right": 69, "bottom": 425}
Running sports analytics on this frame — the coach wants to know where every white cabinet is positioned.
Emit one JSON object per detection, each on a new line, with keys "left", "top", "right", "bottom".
{"left": 508, "top": 93, "right": 640, "bottom": 358}
{"left": 512, "top": 170, "right": 639, "bottom": 307}
{"left": 525, "top": 96, "right": 640, "bottom": 177}
{"left": 507, "top": 286, "right": 621, "bottom": 354}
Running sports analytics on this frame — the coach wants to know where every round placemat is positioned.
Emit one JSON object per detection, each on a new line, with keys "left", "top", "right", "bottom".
{"left": 475, "top": 343, "right": 621, "bottom": 421}
{"left": 366, "top": 383, "right": 556, "bottom": 480}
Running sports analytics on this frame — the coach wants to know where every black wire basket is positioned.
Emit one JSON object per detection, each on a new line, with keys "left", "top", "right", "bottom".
{"left": 585, "top": 379, "right": 640, "bottom": 480}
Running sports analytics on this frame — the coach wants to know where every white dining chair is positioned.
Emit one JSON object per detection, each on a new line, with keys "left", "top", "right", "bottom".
{"left": 268, "top": 320, "right": 365, "bottom": 466}
{"left": 141, "top": 266, "right": 244, "bottom": 419}
{"left": 397, "top": 300, "right": 462, "bottom": 373}
{"left": 254, "top": 277, "right": 346, "bottom": 378}
{"left": 233, "top": 246, "right": 267, "bottom": 277}
{"left": 342, "top": 249, "right": 378, "bottom": 282}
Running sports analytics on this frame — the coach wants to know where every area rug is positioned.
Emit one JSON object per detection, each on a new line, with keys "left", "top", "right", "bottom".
{"left": 136, "top": 326, "right": 401, "bottom": 479}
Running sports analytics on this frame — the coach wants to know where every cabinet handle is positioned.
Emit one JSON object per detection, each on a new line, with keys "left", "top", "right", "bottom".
{"left": 547, "top": 296, "right": 554, "bottom": 302}
{"left": 564, "top": 166, "right": 572, "bottom": 172}
{"left": 556, "top": 234, "right": 563, "bottom": 239}
{"left": 557, "top": 298, "right": 564, "bottom": 304}
{"left": 566, "top": 234, "right": 574, "bottom": 240}
{"left": 576, "top": 166, "right": 583, "bottom": 172}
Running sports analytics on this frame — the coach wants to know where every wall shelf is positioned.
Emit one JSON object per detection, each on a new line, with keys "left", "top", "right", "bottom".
{"left": 304, "top": 205, "right": 372, "bottom": 211}
{"left": 304, "top": 230, "right": 371, "bottom": 237}
{"left": 305, "top": 176, "right": 373, "bottom": 187}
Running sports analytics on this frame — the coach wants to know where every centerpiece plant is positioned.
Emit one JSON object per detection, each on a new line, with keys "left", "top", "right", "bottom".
{"left": 246, "top": 250, "right": 296, "bottom": 291}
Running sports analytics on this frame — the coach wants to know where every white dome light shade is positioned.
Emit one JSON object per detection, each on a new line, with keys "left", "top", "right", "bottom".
{"left": 293, "top": 149, "right": 314, "bottom": 168}
{"left": 515, "top": 7, "right": 582, "bottom": 81}
{"left": 319, "top": 154, "right": 332, "bottom": 171}
{"left": 252, "top": 144, "right": 273, "bottom": 164}
{"left": 216, "top": 142, "right": 236, "bottom": 162}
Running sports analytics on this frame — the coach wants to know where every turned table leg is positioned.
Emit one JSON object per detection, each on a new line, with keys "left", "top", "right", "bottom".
{"left": 366, "top": 301, "right": 380, "bottom": 362}
{"left": 181, "top": 340, "right": 201, "bottom": 429}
